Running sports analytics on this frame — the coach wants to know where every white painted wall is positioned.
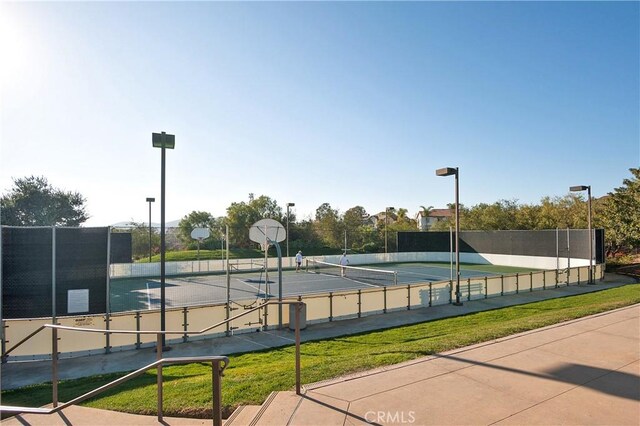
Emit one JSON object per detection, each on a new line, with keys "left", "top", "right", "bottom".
{"left": 111, "top": 252, "right": 590, "bottom": 278}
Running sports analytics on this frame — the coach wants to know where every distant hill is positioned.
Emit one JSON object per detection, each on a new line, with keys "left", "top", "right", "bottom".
{"left": 111, "top": 219, "right": 181, "bottom": 228}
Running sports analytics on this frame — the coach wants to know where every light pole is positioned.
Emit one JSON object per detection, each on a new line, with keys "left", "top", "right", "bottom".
{"left": 385, "top": 207, "right": 394, "bottom": 254}
{"left": 570, "top": 185, "right": 593, "bottom": 284}
{"left": 286, "top": 202, "right": 295, "bottom": 264}
{"left": 146, "top": 197, "right": 155, "bottom": 262}
{"left": 436, "top": 167, "right": 462, "bottom": 306}
{"left": 152, "top": 131, "right": 175, "bottom": 349}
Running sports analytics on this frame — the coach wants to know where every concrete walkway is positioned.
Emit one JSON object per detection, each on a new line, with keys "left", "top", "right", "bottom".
{"left": 248, "top": 304, "right": 639, "bottom": 425}
{"left": 1, "top": 275, "right": 638, "bottom": 425}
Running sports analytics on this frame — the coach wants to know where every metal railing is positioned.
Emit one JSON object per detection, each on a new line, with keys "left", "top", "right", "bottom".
{"left": 0, "top": 301, "right": 305, "bottom": 425}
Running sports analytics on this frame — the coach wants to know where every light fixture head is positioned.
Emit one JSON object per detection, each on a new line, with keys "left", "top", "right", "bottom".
{"left": 146, "top": 197, "right": 155, "bottom": 202}
{"left": 152, "top": 132, "right": 175, "bottom": 149}
{"left": 436, "top": 167, "right": 457, "bottom": 177}
{"left": 570, "top": 185, "right": 589, "bottom": 192}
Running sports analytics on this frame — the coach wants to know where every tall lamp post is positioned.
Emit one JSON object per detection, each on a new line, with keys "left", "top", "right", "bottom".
{"left": 286, "top": 202, "right": 295, "bottom": 265}
{"left": 570, "top": 185, "right": 593, "bottom": 284}
{"left": 146, "top": 197, "right": 155, "bottom": 262}
{"left": 385, "top": 207, "right": 394, "bottom": 254}
{"left": 152, "top": 131, "right": 175, "bottom": 349}
{"left": 436, "top": 167, "right": 462, "bottom": 306}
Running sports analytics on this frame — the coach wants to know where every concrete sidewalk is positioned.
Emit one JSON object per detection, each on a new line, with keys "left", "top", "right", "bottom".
{"left": 245, "top": 304, "right": 640, "bottom": 425}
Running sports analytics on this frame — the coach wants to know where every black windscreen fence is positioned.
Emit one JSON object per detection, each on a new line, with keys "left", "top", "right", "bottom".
{"left": 110, "top": 232, "right": 132, "bottom": 263}
{"left": 398, "top": 229, "right": 604, "bottom": 261}
{"left": 1, "top": 226, "right": 109, "bottom": 319}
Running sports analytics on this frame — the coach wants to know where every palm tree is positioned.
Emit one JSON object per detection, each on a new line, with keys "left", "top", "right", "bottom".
{"left": 419, "top": 205, "right": 433, "bottom": 231}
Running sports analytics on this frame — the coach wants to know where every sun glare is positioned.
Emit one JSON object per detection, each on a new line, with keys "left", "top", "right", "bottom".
{"left": 0, "top": 7, "right": 33, "bottom": 91}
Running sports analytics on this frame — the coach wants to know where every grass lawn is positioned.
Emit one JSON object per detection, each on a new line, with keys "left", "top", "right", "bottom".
{"left": 2, "top": 284, "right": 639, "bottom": 418}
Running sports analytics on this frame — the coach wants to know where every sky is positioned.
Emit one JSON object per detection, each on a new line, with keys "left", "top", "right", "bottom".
{"left": 1, "top": 1, "right": 638, "bottom": 227}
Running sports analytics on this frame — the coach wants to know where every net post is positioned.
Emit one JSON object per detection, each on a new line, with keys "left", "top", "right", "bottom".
{"left": 394, "top": 271, "right": 398, "bottom": 286}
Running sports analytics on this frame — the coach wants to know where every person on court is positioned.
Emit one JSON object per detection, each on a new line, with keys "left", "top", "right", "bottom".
{"left": 295, "top": 250, "right": 303, "bottom": 272}
{"left": 339, "top": 252, "right": 349, "bottom": 277}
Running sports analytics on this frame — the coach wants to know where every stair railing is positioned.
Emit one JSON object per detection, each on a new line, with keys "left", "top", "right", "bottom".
{"left": 1, "top": 300, "right": 305, "bottom": 426}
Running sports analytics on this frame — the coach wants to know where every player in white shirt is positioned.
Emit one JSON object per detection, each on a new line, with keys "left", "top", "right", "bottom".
{"left": 295, "top": 250, "right": 303, "bottom": 272}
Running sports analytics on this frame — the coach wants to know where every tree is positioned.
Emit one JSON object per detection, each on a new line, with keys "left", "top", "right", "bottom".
{"left": 0, "top": 176, "right": 89, "bottom": 226}
{"left": 601, "top": 168, "right": 640, "bottom": 254}
{"left": 314, "top": 203, "right": 343, "bottom": 248}
{"left": 177, "top": 211, "right": 222, "bottom": 248}
{"left": 225, "top": 194, "right": 283, "bottom": 247}
{"left": 343, "top": 206, "right": 371, "bottom": 251}
{"left": 122, "top": 221, "right": 160, "bottom": 260}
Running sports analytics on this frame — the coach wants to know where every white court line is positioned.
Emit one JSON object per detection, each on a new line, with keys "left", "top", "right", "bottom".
{"left": 235, "top": 278, "right": 270, "bottom": 296}
{"left": 314, "top": 272, "right": 378, "bottom": 288}
{"left": 145, "top": 282, "right": 152, "bottom": 310}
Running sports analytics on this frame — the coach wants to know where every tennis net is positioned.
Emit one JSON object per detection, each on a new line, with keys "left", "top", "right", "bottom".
{"left": 306, "top": 259, "right": 398, "bottom": 286}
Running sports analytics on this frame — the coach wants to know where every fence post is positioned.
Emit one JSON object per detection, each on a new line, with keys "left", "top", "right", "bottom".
{"left": 530, "top": 272, "right": 533, "bottom": 292}
{"left": 1, "top": 320, "right": 5, "bottom": 362}
{"left": 212, "top": 360, "right": 222, "bottom": 426}
{"left": 516, "top": 273, "right": 519, "bottom": 294}
{"left": 501, "top": 275, "right": 504, "bottom": 296}
{"left": 104, "top": 314, "right": 111, "bottom": 354}
{"left": 407, "top": 285, "right": 411, "bottom": 310}
{"left": 383, "top": 286, "right": 387, "bottom": 314}
{"left": 357, "top": 290, "right": 362, "bottom": 318}
{"left": 135, "top": 311, "right": 141, "bottom": 350}
{"left": 295, "top": 302, "right": 302, "bottom": 395}
{"left": 484, "top": 276, "right": 488, "bottom": 299}
{"left": 429, "top": 282, "right": 432, "bottom": 307}
{"left": 182, "top": 307, "right": 188, "bottom": 343}
{"left": 543, "top": 271, "right": 546, "bottom": 290}
{"left": 329, "top": 293, "right": 333, "bottom": 322}
{"left": 105, "top": 227, "right": 112, "bottom": 355}
{"left": 467, "top": 278, "right": 471, "bottom": 301}
{"left": 52, "top": 327, "right": 59, "bottom": 408}
{"left": 263, "top": 303, "right": 268, "bottom": 331}
{"left": 156, "top": 333, "right": 163, "bottom": 422}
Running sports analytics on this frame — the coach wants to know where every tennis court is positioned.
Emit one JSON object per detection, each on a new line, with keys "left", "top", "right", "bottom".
{"left": 109, "top": 261, "right": 537, "bottom": 313}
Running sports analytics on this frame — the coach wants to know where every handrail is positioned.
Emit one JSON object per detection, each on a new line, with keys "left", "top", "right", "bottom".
{"left": 0, "top": 355, "right": 229, "bottom": 426}
{"left": 0, "top": 300, "right": 305, "bottom": 425}
{"left": 2, "top": 300, "right": 297, "bottom": 357}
